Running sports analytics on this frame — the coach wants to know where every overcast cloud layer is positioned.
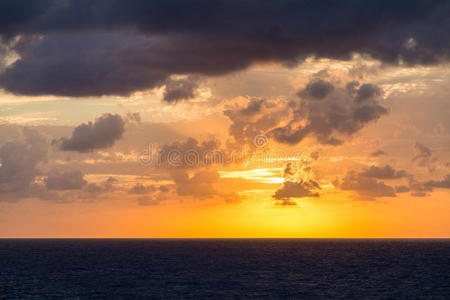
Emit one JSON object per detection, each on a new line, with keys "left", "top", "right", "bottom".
{"left": 1, "top": 0, "right": 450, "bottom": 96}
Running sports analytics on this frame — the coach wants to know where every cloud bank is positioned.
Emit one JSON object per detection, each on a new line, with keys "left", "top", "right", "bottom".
{"left": 1, "top": 0, "right": 450, "bottom": 96}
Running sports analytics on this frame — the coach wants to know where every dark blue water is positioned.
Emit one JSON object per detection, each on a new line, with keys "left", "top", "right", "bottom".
{"left": 0, "top": 239, "right": 449, "bottom": 299}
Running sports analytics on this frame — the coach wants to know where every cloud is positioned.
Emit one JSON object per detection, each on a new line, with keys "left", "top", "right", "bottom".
{"left": 353, "top": 83, "right": 382, "bottom": 103}
{"left": 298, "top": 79, "right": 334, "bottom": 100}
{"left": 414, "top": 142, "right": 432, "bottom": 160}
{"left": 273, "top": 180, "right": 320, "bottom": 202}
{"left": 85, "top": 177, "right": 117, "bottom": 194}
{"left": 45, "top": 169, "right": 87, "bottom": 190}
{"left": 163, "top": 76, "right": 200, "bottom": 103}
{"left": 54, "top": 113, "right": 125, "bottom": 152}
{"left": 224, "top": 98, "right": 288, "bottom": 146}
{"left": 360, "top": 165, "right": 408, "bottom": 179}
{"left": 371, "top": 149, "right": 387, "bottom": 157}
{"left": 425, "top": 174, "right": 450, "bottom": 189}
{"left": 137, "top": 195, "right": 162, "bottom": 206}
{"left": 0, "top": 128, "right": 47, "bottom": 198}
{"left": 339, "top": 171, "right": 396, "bottom": 200}
{"left": 395, "top": 185, "right": 410, "bottom": 193}
{"left": 170, "top": 169, "right": 219, "bottom": 199}
{"left": 338, "top": 165, "right": 411, "bottom": 199}
{"left": 271, "top": 80, "right": 388, "bottom": 145}
{"left": 128, "top": 183, "right": 155, "bottom": 195}
{"left": 1, "top": 0, "right": 450, "bottom": 96}
{"left": 158, "top": 137, "right": 228, "bottom": 168}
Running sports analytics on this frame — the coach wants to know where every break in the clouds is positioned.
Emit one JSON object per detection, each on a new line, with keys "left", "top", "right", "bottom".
{"left": 1, "top": 0, "right": 450, "bottom": 96}
{"left": 54, "top": 113, "right": 125, "bottom": 152}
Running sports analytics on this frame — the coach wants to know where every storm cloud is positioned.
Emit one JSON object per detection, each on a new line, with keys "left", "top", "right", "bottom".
{"left": 1, "top": 0, "right": 450, "bottom": 96}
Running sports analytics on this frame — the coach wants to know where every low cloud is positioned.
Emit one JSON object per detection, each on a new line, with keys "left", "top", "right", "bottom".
{"left": 54, "top": 113, "right": 125, "bottom": 152}
{"left": 45, "top": 169, "right": 87, "bottom": 190}
{"left": 371, "top": 149, "right": 387, "bottom": 157}
{"left": 0, "top": 128, "right": 47, "bottom": 199}
{"left": 171, "top": 169, "right": 219, "bottom": 199}
{"left": 224, "top": 98, "right": 287, "bottom": 147}
{"left": 425, "top": 174, "right": 450, "bottom": 189}
{"left": 298, "top": 79, "right": 334, "bottom": 100}
{"left": 339, "top": 171, "right": 396, "bottom": 200}
{"left": 85, "top": 176, "right": 117, "bottom": 194}
{"left": 273, "top": 180, "right": 320, "bottom": 202}
{"left": 163, "top": 76, "right": 200, "bottom": 103}
{"left": 158, "top": 137, "right": 229, "bottom": 168}
{"left": 360, "top": 165, "right": 408, "bottom": 179}
{"left": 271, "top": 80, "right": 388, "bottom": 145}
{"left": 128, "top": 183, "right": 155, "bottom": 195}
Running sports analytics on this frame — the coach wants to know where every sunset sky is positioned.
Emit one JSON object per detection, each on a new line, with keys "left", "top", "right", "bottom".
{"left": 1, "top": 0, "right": 450, "bottom": 237}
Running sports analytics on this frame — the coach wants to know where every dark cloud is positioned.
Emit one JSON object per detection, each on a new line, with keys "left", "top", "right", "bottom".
{"left": 354, "top": 84, "right": 382, "bottom": 103}
{"left": 163, "top": 76, "right": 200, "bottom": 103}
{"left": 298, "top": 79, "right": 334, "bottom": 100}
{"left": 223, "top": 80, "right": 388, "bottom": 147}
{"left": 54, "top": 113, "right": 125, "bottom": 152}
{"left": 271, "top": 80, "right": 388, "bottom": 145}
{"left": 45, "top": 169, "right": 87, "bottom": 190}
{"left": 360, "top": 165, "right": 408, "bottom": 179}
{"left": 371, "top": 149, "right": 387, "bottom": 157}
{"left": 340, "top": 171, "right": 396, "bottom": 200}
{"left": 273, "top": 180, "right": 320, "bottom": 202}
{"left": 1, "top": 0, "right": 449, "bottom": 96}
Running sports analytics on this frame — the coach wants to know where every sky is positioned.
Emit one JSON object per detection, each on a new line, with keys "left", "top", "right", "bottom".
{"left": 0, "top": 0, "right": 450, "bottom": 237}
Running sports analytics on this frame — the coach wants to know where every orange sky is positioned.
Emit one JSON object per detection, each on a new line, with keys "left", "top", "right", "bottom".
{"left": 1, "top": 56, "right": 450, "bottom": 237}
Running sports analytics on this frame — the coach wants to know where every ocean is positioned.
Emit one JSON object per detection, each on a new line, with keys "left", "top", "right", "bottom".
{"left": 1, "top": 239, "right": 449, "bottom": 299}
